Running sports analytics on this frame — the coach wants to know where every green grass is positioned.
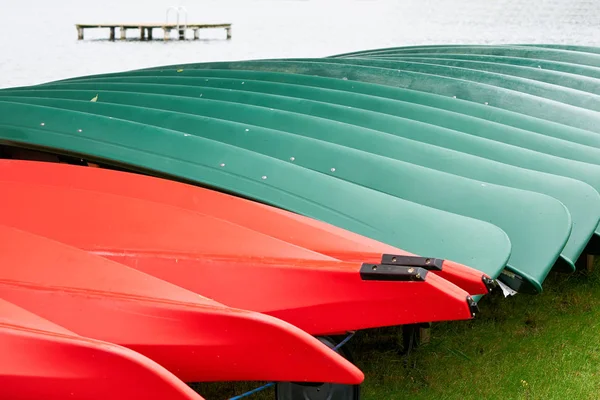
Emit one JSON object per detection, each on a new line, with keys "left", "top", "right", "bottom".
{"left": 193, "top": 265, "right": 600, "bottom": 399}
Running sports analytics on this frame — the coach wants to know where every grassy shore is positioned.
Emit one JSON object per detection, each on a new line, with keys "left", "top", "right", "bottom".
{"left": 193, "top": 264, "right": 600, "bottom": 399}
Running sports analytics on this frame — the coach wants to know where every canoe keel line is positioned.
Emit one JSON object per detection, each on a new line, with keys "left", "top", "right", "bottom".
{"left": 0, "top": 43, "right": 599, "bottom": 399}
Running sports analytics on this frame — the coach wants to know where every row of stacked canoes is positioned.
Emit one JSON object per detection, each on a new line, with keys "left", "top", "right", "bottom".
{"left": 0, "top": 43, "right": 599, "bottom": 399}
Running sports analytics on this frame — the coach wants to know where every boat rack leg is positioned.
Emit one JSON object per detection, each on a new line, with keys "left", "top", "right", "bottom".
{"left": 400, "top": 322, "right": 432, "bottom": 356}
{"left": 576, "top": 253, "right": 596, "bottom": 273}
{"left": 229, "top": 333, "right": 357, "bottom": 400}
{"left": 229, "top": 382, "right": 276, "bottom": 400}
{"left": 587, "top": 255, "right": 595, "bottom": 272}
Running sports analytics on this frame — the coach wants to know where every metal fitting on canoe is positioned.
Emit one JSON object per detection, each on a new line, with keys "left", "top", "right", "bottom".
{"left": 379, "top": 254, "right": 443, "bottom": 271}
{"left": 467, "top": 296, "right": 479, "bottom": 317}
{"left": 359, "top": 263, "right": 428, "bottom": 282}
{"left": 482, "top": 275, "right": 498, "bottom": 293}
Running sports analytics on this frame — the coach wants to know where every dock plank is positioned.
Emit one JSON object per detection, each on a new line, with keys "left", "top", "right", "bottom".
{"left": 75, "top": 23, "right": 232, "bottom": 41}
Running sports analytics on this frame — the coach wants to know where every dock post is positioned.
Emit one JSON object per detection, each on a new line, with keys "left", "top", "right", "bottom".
{"left": 178, "top": 29, "right": 185, "bottom": 40}
{"left": 140, "top": 26, "right": 146, "bottom": 40}
{"left": 193, "top": 28, "right": 199, "bottom": 40}
{"left": 164, "top": 28, "right": 171, "bottom": 40}
{"left": 226, "top": 26, "right": 232, "bottom": 39}
{"left": 147, "top": 28, "right": 153, "bottom": 40}
{"left": 120, "top": 26, "right": 126, "bottom": 40}
{"left": 109, "top": 27, "right": 115, "bottom": 41}
{"left": 77, "top": 25, "right": 84, "bottom": 40}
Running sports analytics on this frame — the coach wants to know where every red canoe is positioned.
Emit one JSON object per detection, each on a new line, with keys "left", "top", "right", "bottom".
{"left": 0, "top": 159, "right": 492, "bottom": 295}
{"left": 0, "top": 225, "right": 364, "bottom": 385}
{"left": 0, "top": 298, "right": 204, "bottom": 400}
{"left": 0, "top": 179, "right": 477, "bottom": 336}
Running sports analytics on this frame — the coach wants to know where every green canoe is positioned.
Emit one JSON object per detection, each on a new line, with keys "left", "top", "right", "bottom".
{"left": 0, "top": 90, "right": 572, "bottom": 292}
{"left": 335, "top": 56, "right": 600, "bottom": 95}
{"left": 333, "top": 53, "right": 600, "bottom": 81}
{"left": 331, "top": 45, "right": 600, "bottom": 69}
{"left": 515, "top": 45, "right": 600, "bottom": 55}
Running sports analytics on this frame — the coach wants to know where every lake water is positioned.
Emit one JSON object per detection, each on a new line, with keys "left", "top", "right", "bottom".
{"left": 1, "top": 0, "right": 599, "bottom": 88}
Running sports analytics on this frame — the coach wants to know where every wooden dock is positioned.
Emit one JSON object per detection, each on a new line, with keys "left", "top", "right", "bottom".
{"left": 75, "top": 23, "right": 232, "bottom": 41}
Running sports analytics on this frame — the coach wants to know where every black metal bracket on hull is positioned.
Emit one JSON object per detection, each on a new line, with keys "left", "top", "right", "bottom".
{"left": 380, "top": 254, "right": 443, "bottom": 271}
{"left": 360, "top": 263, "right": 428, "bottom": 281}
{"left": 467, "top": 296, "right": 479, "bottom": 317}
{"left": 482, "top": 275, "right": 498, "bottom": 293}
{"left": 498, "top": 269, "right": 538, "bottom": 294}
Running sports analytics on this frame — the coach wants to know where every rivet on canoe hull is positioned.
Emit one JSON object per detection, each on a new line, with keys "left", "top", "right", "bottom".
{"left": 220, "top": 163, "right": 225, "bottom": 167}
{"left": 40, "top": 122, "right": 45, "bottom": 126}
{"left": 77, "top": 129, "right": 83, "bottom": 133}
{"left": 261, "top": 176, "right": 267, "bottom": 180}
{"left": 330, "top": 168, "right": 336, "bottom": 172}
{"left": 290, "top": 157, "right": 295, "bottom": 161}
{"left": 245, "top": 128, "right": 250, "bottom": 132}
{"left": 452, "top": 96, "right": 457, "bottom": 99}
{"left": 484, "top": 102, "right": 489, "bottom": 105}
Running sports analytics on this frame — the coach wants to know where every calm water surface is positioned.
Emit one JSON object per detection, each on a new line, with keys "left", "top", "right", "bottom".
{"left": 1, "top": 0, "right": 599, "bottom": 88}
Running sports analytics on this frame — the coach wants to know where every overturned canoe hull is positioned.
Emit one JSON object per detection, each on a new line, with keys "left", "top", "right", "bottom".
{"left": 0, "top": 170, "right": 478, "bottom": 336}
{"left": 0, "top": 224, "right": 364, "bottom": 384}
{"left": 0, "top": 298, "right": 204, "bottom": 400}
{"left": 0, "top": 159, "right": 493, "bottom": 296}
